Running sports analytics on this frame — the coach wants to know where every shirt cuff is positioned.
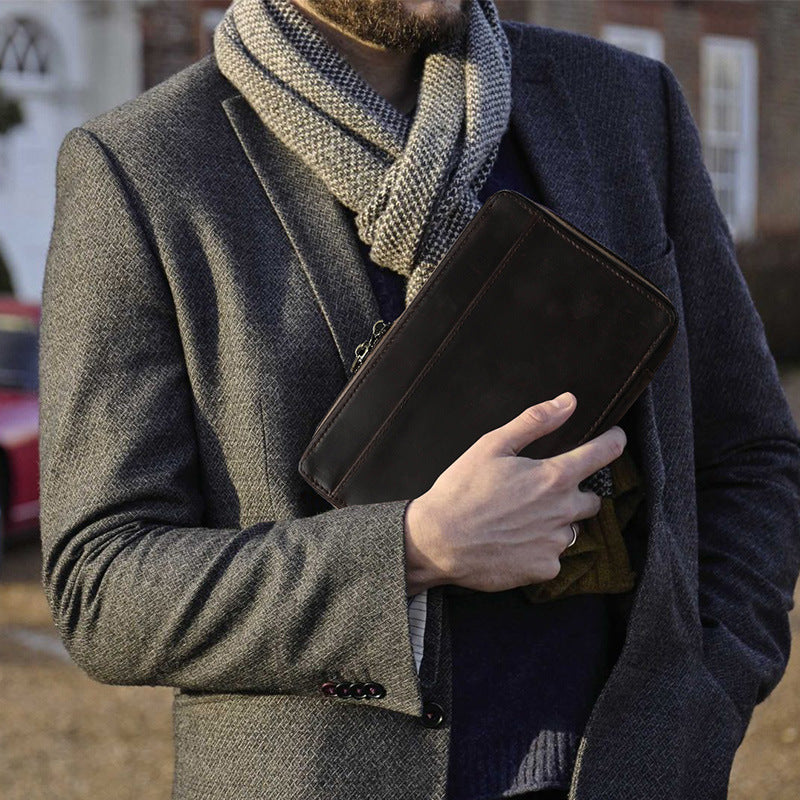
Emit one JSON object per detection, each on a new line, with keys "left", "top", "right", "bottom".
{"left": 406, "top": 589, "right": 428, "bottom": 675}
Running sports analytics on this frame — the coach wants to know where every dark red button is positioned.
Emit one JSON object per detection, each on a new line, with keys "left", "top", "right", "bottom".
{"left": 365, "top": 682, "right": 386, "bottom": 699}
{"left": 320, "top": 681, "right": 338, "bottom": 697}
{"left": 350, "top": 682, "right": 368, "bottom": 699}
{"left": 421, "top": 701, "right": 445, "bottom": 728}
{"left": 334, "top": 682, "right": 353, "bottom": 698}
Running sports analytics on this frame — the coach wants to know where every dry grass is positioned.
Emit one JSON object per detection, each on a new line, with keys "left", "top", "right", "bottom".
{"left": 0, "top": 545, "right": 172, "bottom": 800}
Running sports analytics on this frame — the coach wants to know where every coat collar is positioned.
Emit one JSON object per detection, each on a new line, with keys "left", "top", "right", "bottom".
{"left": 504, "top": 23, "right": 610, "bottom": 247}
{"left": 221, "top": 92, "right": 381, "bottom": 380}
{"left": 220, "top": 22, "right": 611, "bottom": 377}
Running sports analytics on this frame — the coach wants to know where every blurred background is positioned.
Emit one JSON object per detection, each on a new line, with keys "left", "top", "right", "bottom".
{"left": 0, "top": 1, "right": 798, "bottom": 798}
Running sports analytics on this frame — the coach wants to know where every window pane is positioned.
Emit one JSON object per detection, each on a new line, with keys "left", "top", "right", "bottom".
{"left": 0, "top": 16, "right": 55, "bottom": 75}
{"left": 702, "top": 35, "right": 757, "bottom": 240}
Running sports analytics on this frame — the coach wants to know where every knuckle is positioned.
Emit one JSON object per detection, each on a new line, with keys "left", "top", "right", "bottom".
{"left": 578, "top": 488, "right": 601, "bottom": 513}
{"left": 528, "top": 460, "right": 547, "bottom": 486}
{"left": 546, "top": 462, "right": 569, "bottom": 490}
{"left": 608, "top": 436, "right": 624, "bottom": 460}
{"left": 522, "top": 406, "right": 549, "bottom": 426}
{"left": 535, "top": 462, "right": 558, "bottom": 492}
{"left": 561, "top": 494, "right": 581, "bottom": 521}
{"left": 474, "top": 430, "right": 492, "bottom": 450}
{"left": 475, "top": 430, "right": 500, "bottom": 455}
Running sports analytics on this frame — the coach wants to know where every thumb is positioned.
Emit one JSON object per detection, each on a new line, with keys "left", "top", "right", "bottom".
{"left": 485, "top": 392, "right": 576, "bottom": 456}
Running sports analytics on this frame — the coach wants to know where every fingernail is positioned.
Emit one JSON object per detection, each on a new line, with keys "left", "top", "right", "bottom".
{"left": 551, "top": 392, "right": 573, "bottom": 409}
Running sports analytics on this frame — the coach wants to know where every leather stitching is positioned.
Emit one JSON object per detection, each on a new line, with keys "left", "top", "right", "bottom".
{"left": 297, "top": 192, "right": 508, "bottom": 499}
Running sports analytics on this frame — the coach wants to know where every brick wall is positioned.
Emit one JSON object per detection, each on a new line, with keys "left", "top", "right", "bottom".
{"left": 140, "top": 1, "right": 196, "bottom": 90}
{"left": 755, "top": 2, "right": 800, "bottom": 235}
{"left": 512, "top": 0, "right": 800, "bottom": 357}
{"left": 737, "top": 233, "right": 800, "bottom": 363}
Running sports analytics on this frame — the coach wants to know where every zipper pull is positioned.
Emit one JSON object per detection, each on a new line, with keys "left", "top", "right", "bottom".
{"left": 350, "top": 319, "right": 391, "bottom": 376}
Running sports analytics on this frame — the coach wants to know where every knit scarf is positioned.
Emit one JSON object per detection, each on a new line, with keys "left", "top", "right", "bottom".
{"left": 213, "top": 0, "right": 512, "bottom": 307}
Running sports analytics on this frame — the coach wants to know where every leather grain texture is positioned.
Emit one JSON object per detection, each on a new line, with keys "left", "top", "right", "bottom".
{"left": 298, "top": 190, "right": 678, "bottom": 508}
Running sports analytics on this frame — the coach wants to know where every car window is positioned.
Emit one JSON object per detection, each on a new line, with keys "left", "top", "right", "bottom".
{"left": 0, "top": 314, "right": 39, "bottom": 391}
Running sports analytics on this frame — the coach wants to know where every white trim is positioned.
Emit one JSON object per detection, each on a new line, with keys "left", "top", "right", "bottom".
{"left": 700, "top": 35, "right": 758, "bottom": 241}
{"left": 407, "top": 590, "right": 427, "bottom": 674}
{"left": 201, "top": 8, "right": 226, "bottom": 34}
{"left": 0, "top": 12, "right": 64, "bottom": 93}
{"left": 601, "top": 23, "right": 664, "bottom": 62}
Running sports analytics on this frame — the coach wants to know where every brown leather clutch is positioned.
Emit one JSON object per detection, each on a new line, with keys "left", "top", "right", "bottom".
{"left": 298, "top": 190, "right": 677, "bottom": 509}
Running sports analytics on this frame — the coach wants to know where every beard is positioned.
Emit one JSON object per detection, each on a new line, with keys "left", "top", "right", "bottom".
{"left": 299, "top": 0, "right": 471, "bottom": 51}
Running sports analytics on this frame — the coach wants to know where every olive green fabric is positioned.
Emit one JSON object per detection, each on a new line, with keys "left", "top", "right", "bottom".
{"left": 521, "top": 447, "right": 642, "bottom": 602}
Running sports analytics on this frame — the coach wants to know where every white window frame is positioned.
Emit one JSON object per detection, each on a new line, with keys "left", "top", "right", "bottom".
{"left": 700, "top": 35, "right": 758, "bottom": 241}
{"left": 199, "top": 7, "right": 226, "bottom": 54}
{"left": 0, "top": 13, "right": 62, "bottom": 93}
{"left": 601, "top": 24, "right": 664, "bottom": 62}
{"left": 202, "top": 9, "right": 226, "bottom": 37}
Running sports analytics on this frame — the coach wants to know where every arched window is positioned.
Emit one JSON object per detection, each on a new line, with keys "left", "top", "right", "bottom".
{"left": 0, "top": 16, "right": 56, "bottom": 76}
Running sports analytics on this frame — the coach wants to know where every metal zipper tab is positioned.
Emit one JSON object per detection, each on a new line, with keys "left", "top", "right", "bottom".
{"left": 350, "top": 319, "right": 392, "bottom": 376}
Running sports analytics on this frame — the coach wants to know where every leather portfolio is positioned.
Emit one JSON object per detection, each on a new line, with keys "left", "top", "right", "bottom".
{"left": 298, "top": 190, "right": 678, "bottom": 509}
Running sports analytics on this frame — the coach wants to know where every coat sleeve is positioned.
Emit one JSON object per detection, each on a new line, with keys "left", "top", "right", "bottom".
{"left": 658, "top": 62, "right": 800, "bottom": 726}
{"left": 38, "top": 126, "right": 427, "bottom": 718}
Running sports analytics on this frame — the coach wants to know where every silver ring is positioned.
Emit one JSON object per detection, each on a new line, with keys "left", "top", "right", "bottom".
{"left": 567, "top": 521, "right": 579, "bottom": 548}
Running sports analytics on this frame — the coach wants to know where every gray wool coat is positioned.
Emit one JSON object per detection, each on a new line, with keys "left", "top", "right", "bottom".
{"left": 39, "top": 18, "right": 800, "bottom": 800}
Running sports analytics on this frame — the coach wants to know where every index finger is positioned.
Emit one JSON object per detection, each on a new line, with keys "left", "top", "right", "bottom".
{"left": 545, "top": 425, "right": 627, "bottom": 487}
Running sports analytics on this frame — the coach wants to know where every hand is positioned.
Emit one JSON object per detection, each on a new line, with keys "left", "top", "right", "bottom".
{"left": 403, "top": 391, "right": 626, "bottom": 594}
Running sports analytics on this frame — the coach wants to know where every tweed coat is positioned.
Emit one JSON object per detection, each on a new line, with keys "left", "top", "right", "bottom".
{"left": 39, "top": 18, "right": 800, "bottom": 800}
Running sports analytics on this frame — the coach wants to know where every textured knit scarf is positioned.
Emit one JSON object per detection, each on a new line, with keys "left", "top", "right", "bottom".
{"left": 215, "top": 0, "right": 631, "bottom": 597}
{"left": 214, "top": 0, "right": 512, "bottom": 308}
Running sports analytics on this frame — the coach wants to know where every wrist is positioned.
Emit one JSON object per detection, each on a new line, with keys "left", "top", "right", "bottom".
{"left": 403, "top": 495, "right": 447, "bottom": 595}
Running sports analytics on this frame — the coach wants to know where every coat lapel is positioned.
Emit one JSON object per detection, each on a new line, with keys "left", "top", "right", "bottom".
{"left": 221, "top": 94, "right": 382, "bottom": 379}
{"left": 221, "top": 24, "right": 615, "bottom": 380}
{"left": 505, "top": 23, "right": 611, "bottom": 250}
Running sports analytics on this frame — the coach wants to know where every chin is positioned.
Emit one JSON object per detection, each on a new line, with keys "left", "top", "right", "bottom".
{"left": 301, "top": 0, "right": 470, "bottom": 51}
{"left": 404, "top": 0, "right": 465, "bottom": 21}
{"left": 404, "top": 0, "right": 464, "bottom": 11}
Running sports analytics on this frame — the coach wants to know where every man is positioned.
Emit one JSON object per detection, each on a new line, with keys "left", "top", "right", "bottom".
{"left": 38, "top": 0, "right": 800, "bottom": 798}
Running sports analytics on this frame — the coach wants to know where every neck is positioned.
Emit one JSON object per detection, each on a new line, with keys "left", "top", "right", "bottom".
{"left": 289, "top": 0, "right": 424, "bottom": 115}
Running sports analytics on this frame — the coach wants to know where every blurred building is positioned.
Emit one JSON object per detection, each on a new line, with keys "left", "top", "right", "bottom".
{"left": 0, "top": 0, "right": 143, "bottom": 301}
{"left": 503, "top": 0, "right": 800, "bottom": 361}
{"left": 1, "top": 1, "right": 798, "bottom": 350}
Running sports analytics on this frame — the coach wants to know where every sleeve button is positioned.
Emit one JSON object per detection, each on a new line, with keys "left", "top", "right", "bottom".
{"left": 421, "top": 701, "right": 445, "bottom": 728}
{"left": 364, "top": 682, "right": 386, "bottom": 699}
{"left": 320, "top": 681, "right": 338, "bottom": 697}
{"left": 350, "top": 682, "right": 367, "bottom": 699}
{"left": 334, "top": 681, "right": 353, "bottom": 698}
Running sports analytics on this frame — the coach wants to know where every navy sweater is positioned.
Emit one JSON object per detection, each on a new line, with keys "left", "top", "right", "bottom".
{"left": 345, "top": 122, "right": 617, "bottom": 800}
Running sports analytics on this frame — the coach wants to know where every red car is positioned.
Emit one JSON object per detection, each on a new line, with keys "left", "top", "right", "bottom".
{"left": 0, "top": 295, "right": 40, "bottom": 564}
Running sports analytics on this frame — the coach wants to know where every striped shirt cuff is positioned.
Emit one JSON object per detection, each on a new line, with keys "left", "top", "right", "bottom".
{"left": 406, "top": 589, "right": 428, "bottom": 674}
